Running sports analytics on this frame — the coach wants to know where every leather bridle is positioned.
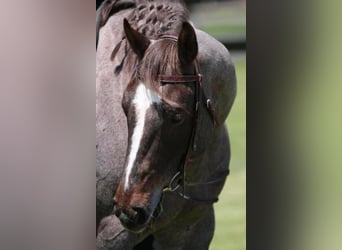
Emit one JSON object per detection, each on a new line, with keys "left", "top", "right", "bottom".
{"left": 156, "top": 35, "right": 229, "bottom": 204}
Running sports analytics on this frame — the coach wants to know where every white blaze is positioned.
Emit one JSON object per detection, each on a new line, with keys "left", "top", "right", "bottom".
{"left": 124, "top": 83, "right": 161, "bottom": 190}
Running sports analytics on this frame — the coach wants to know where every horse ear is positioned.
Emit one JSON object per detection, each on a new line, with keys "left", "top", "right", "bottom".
{"left": 178, "top": 22, "right": 198, "bottom": 64}
{"left": 123, "top": 19, "right": 151, "bottom": 59}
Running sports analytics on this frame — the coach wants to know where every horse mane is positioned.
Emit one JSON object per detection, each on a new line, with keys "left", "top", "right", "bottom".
{"left": 97, "top": 0, "right": 188, "bottom": 39}
{"left": 126, "top": 0, "right": 188, "bottom": 39}
{"left": 96, "top": 0, "right": 136, "bottom": 49}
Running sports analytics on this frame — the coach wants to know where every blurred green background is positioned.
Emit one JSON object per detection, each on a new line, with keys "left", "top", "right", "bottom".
{"left": 191, "top": 1, "right": 246, "bottom": 249}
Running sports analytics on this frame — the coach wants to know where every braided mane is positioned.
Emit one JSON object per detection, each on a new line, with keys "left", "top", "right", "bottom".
{"left": 97, "top": 0, "right": 188, "bottom": 42}
{"left": 126, "top": 0, "right": 188, "bottom": 39}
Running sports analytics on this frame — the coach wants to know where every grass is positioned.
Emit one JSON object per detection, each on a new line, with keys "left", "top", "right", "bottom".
{"left": 201, "top": 24, "right": 246, "bottom": 41}
{"left": 190, "top": 1, "right": 246, "bottom": 41}
{"left": 210, "top": 60, "right": 246, "bottom": 250}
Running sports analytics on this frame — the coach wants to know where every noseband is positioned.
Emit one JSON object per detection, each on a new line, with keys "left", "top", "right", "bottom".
{"left": 157, "top": 35, "right": 228, "bottom": 204}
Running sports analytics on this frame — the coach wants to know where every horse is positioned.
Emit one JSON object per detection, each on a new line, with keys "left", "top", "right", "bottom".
{"left": 96, "top": 1, "right": 237, "bottom": 249}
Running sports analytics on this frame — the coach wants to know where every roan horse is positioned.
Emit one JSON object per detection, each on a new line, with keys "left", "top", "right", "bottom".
{"left": 96, "top": 0, "right": 236, "bottom": 249}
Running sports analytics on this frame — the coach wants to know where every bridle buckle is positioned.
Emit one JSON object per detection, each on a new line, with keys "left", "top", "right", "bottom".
{"left": 163, "top": 171, "right": 182, "bottom": 193}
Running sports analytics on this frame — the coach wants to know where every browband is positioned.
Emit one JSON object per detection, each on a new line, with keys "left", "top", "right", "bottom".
{"left": 158, "top": 74, "right": 202, "bottom": 83}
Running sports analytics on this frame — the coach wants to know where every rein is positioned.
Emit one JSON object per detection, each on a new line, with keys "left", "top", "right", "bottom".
{"left": 157, "top": 35, "right": 228, "bottom": 204}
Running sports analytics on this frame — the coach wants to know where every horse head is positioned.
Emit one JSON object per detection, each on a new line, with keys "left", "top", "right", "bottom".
{"left": 113, "top": 19, "right": 199, "bottom": 233}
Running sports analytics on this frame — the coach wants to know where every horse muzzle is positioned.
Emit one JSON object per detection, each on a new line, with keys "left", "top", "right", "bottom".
{"left": 113, "top": 203, "right": 150, "bottom": 233}
{"left": 113, "top": 189, "right": 161, "bottom": 233}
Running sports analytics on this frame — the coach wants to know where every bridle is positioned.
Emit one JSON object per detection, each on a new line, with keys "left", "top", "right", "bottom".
{"left": 156, "top": 35, "right": 229, "bottom": 204}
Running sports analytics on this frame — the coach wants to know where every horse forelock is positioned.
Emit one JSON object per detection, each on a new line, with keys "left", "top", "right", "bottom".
{"left": 139, "top": 40, "right": 181, "bottom": 89}
{"left": 124, "top": 39, "right": 187, "bottom": 111}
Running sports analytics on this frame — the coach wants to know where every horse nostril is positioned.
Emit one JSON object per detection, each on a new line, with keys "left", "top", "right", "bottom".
{"left": 132, "top": 206, "right": 148, "bottom": 224}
